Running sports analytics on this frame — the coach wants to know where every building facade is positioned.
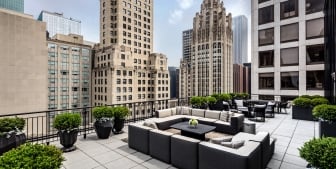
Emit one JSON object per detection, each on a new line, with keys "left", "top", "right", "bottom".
{"left": 233, "top": 15, "right": 248, "bottom": 64}
{"left": 324, "top": 0, "right": 336, "bottom": 103}
{"left": 179, "top": 29, "right": 193, "bottom": 100}
{"left": 0, "top": 9, "right": 48, "bottom": 114}
{"left": 38, "top": 11, "right": 81, "bottom": 38}
{"left": 188, "top": 0, "right": 233, "bottom": 96}
{"left": 92, "top": 0, "right": 170, "bottom": 113}
{"left": 0, "top": 0, "right": 23, "bottom": 13}
{"left": 233, "top": 64, "right": 251, "bottom": 94}
{"left": 251, "top": 0, "right": 325, "bottom": 101}
{"left": 168, "top": 67, "right": 179, "bottom": 99}
{"left": 47, "top": 34, "right": 91, "bottom": 110}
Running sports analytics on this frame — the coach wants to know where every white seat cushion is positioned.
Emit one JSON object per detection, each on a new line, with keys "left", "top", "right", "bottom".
{"left": 205, "top": 110, "right": 221, "bottom": 119}
{"left": 192, "top": 109, "right": 205, "bottom": 117}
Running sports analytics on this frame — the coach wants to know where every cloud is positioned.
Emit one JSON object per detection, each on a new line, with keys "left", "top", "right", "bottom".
{"left": 169, "top": 9, "right": 183, "bottom": 24}
{"left": 168, "top": 0, "right": 195, "bottom": 24}
{"left": 178, "top": 0, "right": 194, "bottom": 9}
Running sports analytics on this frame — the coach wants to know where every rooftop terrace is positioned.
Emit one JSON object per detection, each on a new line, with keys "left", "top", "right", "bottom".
{"left": 55, "top": 109, "right": 316, "bottom": 169}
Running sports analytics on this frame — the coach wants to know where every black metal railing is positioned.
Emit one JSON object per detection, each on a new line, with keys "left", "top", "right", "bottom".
{"left": 0, "top": 98, "right": 189, "bottom": 145}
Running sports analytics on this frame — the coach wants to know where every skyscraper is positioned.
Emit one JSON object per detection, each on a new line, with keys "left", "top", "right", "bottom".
{"left": 181, "top": 0, "right": 233, "bottom": 97}
{"left": 251, "top": 0, "right": 325, "bottom": 101}
{"left": 169, "top": 67, "right": 179, "bottom": 98}
{"left": 180, "top": 29, "right": 193, "bottom": 99}
{"left": 38, "top": 11, "right": 81, "bottom": 38}
{"left": 92, "top": 0, "right": 170, "bottom": 110}
{"left": 233, "top": 15, "right": 248, "bottom": 64}
{"left": 0, "top": 0, "right": 23, "bottom": 13}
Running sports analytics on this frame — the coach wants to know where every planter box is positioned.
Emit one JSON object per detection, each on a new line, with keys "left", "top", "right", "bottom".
{"left": 0, "top": 132, "right": 16, "bottom": 155}
{"left": 292, "top": 106, "right": 315, "bottom": 121}
{"left": 319, "top": 121, "right": 336, "bottom": 137}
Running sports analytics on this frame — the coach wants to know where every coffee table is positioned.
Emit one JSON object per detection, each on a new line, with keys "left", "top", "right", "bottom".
{"left": 170, "top": 122, "right": 216, "bottom": 140}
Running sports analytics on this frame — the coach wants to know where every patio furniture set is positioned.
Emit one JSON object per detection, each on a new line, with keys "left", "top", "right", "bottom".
{"left": 128, "top": 106, "right": 275, "bottom": 169}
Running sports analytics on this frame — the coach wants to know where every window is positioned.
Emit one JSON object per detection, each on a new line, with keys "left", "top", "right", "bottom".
{"left": 259, "top": 50, "right": 274, "bottom": 67}
{"left": 306, "top": 18, "right": 324, "bottom": 39}
{"left": 307, "top": 70, "right": 324, "bottom": 90}
{"left": 280, "top": 0, "right": 298, "bottom": 20}
{"left": 259, "top": 73, "right": 274, "bottom": 89}
{"left": 259, "top": 5, "right": 274, "bottom": 25}
{"left": 259, "top": 0, "right": 269, "bottom": 3}
{"left": 281, "top": 72, "right": 299, "bottom": 90}
{"left": 259, "top": 28, "right": 274, "bottom": 46}
{"left": 307, "top": 44, "right": 324, "bottom": 65}
{"left": 306, "top": 0, "right": 325, "bottom": 14}
{"left": 280, "top": 47, "right": 299, "bottom": 66}
{"left": 281, "top": 23, "right": 299, "bottom": 43}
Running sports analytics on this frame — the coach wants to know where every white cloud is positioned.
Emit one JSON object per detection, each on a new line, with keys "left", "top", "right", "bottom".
{"left": 169, "top": 9, "right": 183, "bottom": 24}
{"left": 178, "top": 0, "right": 194, "bottom": 9}
{"left": 169, "top": 0, "right": 195, "bottom": 24}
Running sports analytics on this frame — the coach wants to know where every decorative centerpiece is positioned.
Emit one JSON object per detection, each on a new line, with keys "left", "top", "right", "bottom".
{"left": 188, "top": 118, "right": 198, "bottom": 128}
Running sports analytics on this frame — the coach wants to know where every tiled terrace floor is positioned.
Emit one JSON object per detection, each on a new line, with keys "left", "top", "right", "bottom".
{"left": 57, "top": 110, "right": 318, "bottom": 169}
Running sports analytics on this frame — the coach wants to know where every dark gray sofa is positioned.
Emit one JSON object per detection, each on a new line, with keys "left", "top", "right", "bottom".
{"left": 171, "top": 135, "right": 200, "bottom": 169}
{"left": 198, "top": 141, "right": 261, "bottom": 169}
{"left": 155, "top": 107, "right": 244, "bottom": 135}
{"left": 149, "top": 129, "right": 174, "bottom": 163}
{"left": 128, "top": 123, "right": 153, "bottom": 154}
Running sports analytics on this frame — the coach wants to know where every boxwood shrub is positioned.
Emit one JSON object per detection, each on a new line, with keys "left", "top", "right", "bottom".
{"left": 0, "top": 117, "right": 25, "bottom": 137}
{"left": 299, "top": 137, "right": 336, "bottom": 169}
{"left": 293, "top": 97, "right": 312, "bottom": 108}
{"left": 92, "top": 106, "right": 114, "bottom": 120}
{"left": 0, "top": 143, "right": 64, "bottom": 169}
{"left": 311, "top": 98, "right": 329, "bottom": 107}
{"left": 53, "top": 113, "right": 81, "bottom": 131}
{"left": 313, "top": 104, "right": 336, "bottom": 122}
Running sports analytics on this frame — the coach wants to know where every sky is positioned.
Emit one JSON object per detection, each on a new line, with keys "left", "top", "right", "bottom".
{"left": 25, "top": 0, "right": 251, "bottom": 67}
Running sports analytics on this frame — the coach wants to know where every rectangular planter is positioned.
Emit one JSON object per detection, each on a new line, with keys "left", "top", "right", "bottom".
{"left": 319, "top": 121, "right": 336, "bottom": 137}
{"left": 292, "top": 106, "right": 315, "bottom": 121}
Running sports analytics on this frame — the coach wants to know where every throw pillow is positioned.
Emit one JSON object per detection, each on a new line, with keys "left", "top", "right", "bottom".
{"left": 227, "top": 112, "right": 235, "bottom": 123}
{"left": 221, "top": 140, "right": 245, "bottom": 149}
{"left": 220, "top": 111, "right": 229, "bottom": 122}
{"left": 210, "top": 136, "right": 233, "bottom": 145}
{"left": 143, "top": 120, "right": 158, "bottom": 129}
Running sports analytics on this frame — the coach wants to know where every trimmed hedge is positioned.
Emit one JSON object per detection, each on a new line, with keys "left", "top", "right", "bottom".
{"left": 0, "top": 117, "right": 25, "bottom": 136}
{"left": 293, "top": 97, "right": 312, "bottom": 108}
{"left": 53, "top": 113, "right": 81, "bottom": 131}
{"left": 313, "top": 104, "right": 336, "bottom": 122}
{"left": 0, "top": 143, "right": 64, "bottom": 169}
{"left": 112, "top": 106, "right": 130, "bottom": 119}
{"left": 92, "top": 106, "right": 114, "bottom": 120}
{"left": 299, "top": 137, "right": 336, "bottom": 169}
{"left": 311, "top": 98, "right": 329, "bottom": 107}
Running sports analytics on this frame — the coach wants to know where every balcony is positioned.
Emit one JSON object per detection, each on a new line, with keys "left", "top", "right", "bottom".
{"left": 0, "top": 99, "right": 316, "bottom": 169}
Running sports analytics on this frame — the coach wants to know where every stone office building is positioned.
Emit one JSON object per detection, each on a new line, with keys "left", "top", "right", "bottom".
{"left": 251, "top": 0, "right": 325, "bottom": 101}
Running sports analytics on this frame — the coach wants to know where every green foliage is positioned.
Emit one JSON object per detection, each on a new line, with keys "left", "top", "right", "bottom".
{"left": 0, "top": 143, "right": 64, "bottom": 169}
{"left": 190, "top": 96, "right": 202, "bottom": 106}
{"left": 206, "top": 96, "right": 217, "bottom": 105}
{"left": 299, "top": 137, "right": 336, "bottom": 169}
{"left": 211, "top": 94, "right": 220, "bottom": 101}
{"left": 0, "top": 117, "right": 25, "bottom": 136}
{"left": 311, "top": 95, "right": 324, "bottom": 99}
{"left": 300, "top": 95, "right": 312, "bottom": 99}
{"left": 313, "top": 104, "right": 336, "bottom": 122}
{"left": 112, "top": 106, "right": 130, "bottom": 119}
{"left": 219, "top": 94, "right": 231, "bottom": 101}
{"left": 311, "top": 98, "right": 329, "bottom": 106}
{"left": 92, "top": 106, "right": 114, "bottom": 120}
{"left": 53, "top": 113, "right": 81, "bottom": 131}
{"left": 293, "top": 97, "right": 312, "bottom": 107}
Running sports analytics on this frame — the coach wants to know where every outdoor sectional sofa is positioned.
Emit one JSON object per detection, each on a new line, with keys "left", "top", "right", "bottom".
{"left": 128, "top": 106, "right": 275, "bottom": 169}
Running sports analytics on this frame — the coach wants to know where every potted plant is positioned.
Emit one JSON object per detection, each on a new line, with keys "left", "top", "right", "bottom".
{"left": 112, "top": 106, "right": 130, "bottom": 134}
{"left": 92, "top": 106, "right": 114, "bottom": 139}
{"left": 299, "top": 137, "right": 336, "bottom": 169}
{"left": 188, "top": 118, "right": 198, "bottom": 128}
{"left": 53, "top": 112, "right": 81, "bottom": 152}
{"left": 313, "top": 104, "right": 336, "bottom": 137}
{"left": 207, "top": 96, "right": 217, "bottom": 110}
{"left": 292, "top": 96, "right": 314, "bottom": 121}
{"left": 0, "top": 143, "right": 64, "bottom": 169}
{"left": 0, "top": 117, "right": 26, "bottom": 155}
